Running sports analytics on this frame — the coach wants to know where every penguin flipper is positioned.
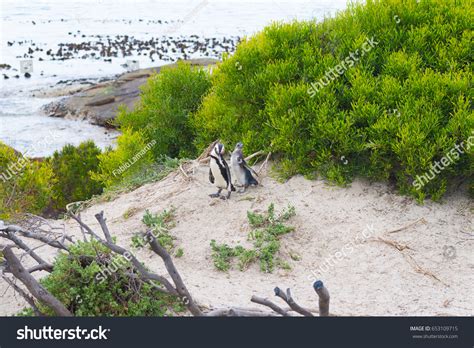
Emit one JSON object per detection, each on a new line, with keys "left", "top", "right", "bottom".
{"left": 209, "top": 168, "right": 215, "bottom": 184}
{"left": 238, "top": 154, "right": 258, "bottom": 177}
{"left": 245, "top": 168, "right": 259, "bottom": 186}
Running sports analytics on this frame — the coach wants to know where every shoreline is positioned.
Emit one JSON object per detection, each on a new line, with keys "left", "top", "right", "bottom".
{"left": 39, "top": 58, "right": 219, "bottom": 128}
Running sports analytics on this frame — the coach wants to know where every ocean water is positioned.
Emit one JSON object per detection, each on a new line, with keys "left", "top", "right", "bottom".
{"left": 0, "top": 0, "right": 348, "bottom": 157}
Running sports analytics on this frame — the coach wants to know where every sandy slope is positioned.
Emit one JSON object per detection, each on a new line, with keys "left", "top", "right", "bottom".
{"left": 1, "top": 162, "right": 472, "bottom": 316}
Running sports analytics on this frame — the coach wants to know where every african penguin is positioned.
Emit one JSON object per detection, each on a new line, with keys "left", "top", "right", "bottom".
{"left": 209, "top": 142, "right": 235, "bottom": 199}
{"left": 230, "top": 142, "right": 258, "bottom": 193}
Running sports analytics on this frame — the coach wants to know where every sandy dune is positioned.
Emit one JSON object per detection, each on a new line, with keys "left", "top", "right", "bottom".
{"left": 1, "top": 162, "right": 472, "bottom": 316}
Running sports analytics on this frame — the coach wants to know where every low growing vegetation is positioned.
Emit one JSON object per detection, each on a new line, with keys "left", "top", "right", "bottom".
{"left": 132, "top": 207, "right": 182, "bottom": 257}
{"left": 19, "top": 240, "right": 184, "bottom": 316}
{"left": 210, "top": 203, "right": 296, "bottom": 273}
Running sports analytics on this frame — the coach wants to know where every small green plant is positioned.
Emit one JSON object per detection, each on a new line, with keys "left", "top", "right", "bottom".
{"left": 210, "top": 204, "right": 296, "bottom": 273}
{"left": 175, "top": 248, "right": 184, "bottom": 258}
{"left": 132, "top": 208, "right": 178, "bottom": 252}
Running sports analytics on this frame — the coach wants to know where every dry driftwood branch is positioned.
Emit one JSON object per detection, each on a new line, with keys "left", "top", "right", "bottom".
{"left": 245, "top": 150, "right": 265, "bottom": 162}
{"left": 197, "top": 140, "right": 220, "bottom": 162}
{"left": 313, "top": 280, "right": 330, "bottom": 317}
{"left": 2, "top": 275, "right": 44, "bottom": 316}
{"left": 205, "top": 307, "right": 279, "bottom": 317}
{"left": 386, "top": 218, "right": 426, "bottom": 234}
{"left": 274, "top": 287, "right": 314, "bottom": 317}
{"left": 2, "top": 246, "right": 72, "bottom": 316}
{"left": 257, "top": 152, "right": 272, "bottom": 174}
{"left": 146, "top": 230, "right": 202, "bottom": 316}
{"left": 0, "top": 224, "right": 69, "bottom": 251}
{"left": 0, "top": 230, "right": 53, "bottom": 272}
{"left": 251, "top": 295, "right": 289, "bottom": 316}
{"left": 373, "top": 237, "right": 412, "bottom": 251}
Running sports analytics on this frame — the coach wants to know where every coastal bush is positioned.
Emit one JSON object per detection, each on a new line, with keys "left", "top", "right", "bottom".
{"left": 49, "top": 141, "right": 103, "bottom": 211}
{"left": 91, "top": 129, "right": 155, "bottom": 188}
{"left": 117, "top": 61, "right": 212, "bottom": 158}
{"left": 23, "top": 240, "right": 184, "bottom": 316}
{"left": 193, "top": 0, "right": 473, "bottom": 201}
{"left": 0, "top": 142, "right": 55, "bottom": 220}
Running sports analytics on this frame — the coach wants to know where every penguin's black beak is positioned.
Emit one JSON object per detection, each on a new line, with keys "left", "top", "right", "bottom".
{"left": 218, "top": 143, "right": 225, "bottom": 155}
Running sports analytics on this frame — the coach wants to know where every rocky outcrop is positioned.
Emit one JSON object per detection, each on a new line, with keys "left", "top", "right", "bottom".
{"left": 41, "top": 58, "right": 218, "bottom": 127}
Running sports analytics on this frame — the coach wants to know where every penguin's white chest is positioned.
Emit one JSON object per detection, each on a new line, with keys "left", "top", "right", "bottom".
{"left": 230, "top": 156, "right": 246, "bottom": 185}
{"left": 210, "top": 158, "right": 228, "bottom": 188}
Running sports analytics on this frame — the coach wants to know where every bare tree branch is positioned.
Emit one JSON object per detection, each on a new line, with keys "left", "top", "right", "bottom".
{"left": 313, "top": 280, "right": 330, "bottom": 317}
{"left": 251, "top": 295, "right": 289, "bottom": 316}
{"left": 0, "top": 231, "right": 53, "bottom": 272}
{"left": 274, "top": 287, "right": 314, "bottom": 316}
{"left": 146, "top": 230, "right": 203, "bottom": 316}
{"left": 2, "top": 275, "right": 44, "bottom": 316}
{"left": 2, "top": 246, "right": 72, "bottom": 316}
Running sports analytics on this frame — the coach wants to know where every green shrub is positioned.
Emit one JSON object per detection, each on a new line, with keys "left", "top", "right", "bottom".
{"left": 210, "top": 204, "right": 296, "bottom": 272}
{"left": 91, "top": 129, "right": 155, "bottom": 188}
{"left": 49, "top": 141, "right": 103, "bottom": 211}
{"left": 193, "top": 0, "right": 473, "bottom": 201}
{"left": 27, "top": 240, "right": 184, "bottom": 316}
{"left": 0, "top": 142, "right": 55, "bottom": 220}
{"left": 117, "top": 61, "right": 212, "bottom": 158}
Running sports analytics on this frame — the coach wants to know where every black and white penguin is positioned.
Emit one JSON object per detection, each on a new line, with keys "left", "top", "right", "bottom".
{"left": 230, "top": 142, "right": 258, "bottom": 193}
{"left": 209, "top": 142, "right": 235, "bottom": 199}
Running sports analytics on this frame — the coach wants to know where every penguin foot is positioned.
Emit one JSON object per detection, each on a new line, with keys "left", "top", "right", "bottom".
{"left": 209, "top": 193, "right": 221, "bottom": 198}
{"left": 219, "top": 196, "right": 228, "bottom": 200}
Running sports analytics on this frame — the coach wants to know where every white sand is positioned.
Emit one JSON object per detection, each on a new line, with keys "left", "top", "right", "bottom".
{"left": 1, "top": 162, "right": 472, "bottom": 316}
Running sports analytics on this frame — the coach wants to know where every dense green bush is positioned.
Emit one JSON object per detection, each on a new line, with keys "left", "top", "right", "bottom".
{"left": 49, "top": 141, "right": 103, "bottom": 211}
{"left": 117, "top": 61, "right": 212, "bottom": 158}
{"left": 91, "top": 129, "right": 156, "bottom": 188}
{"left": 0, "top": 142, "right": 55, "bottom": 220}
{"left": 27, "top": 240, "right": 184, "bottom": 316}
{"left": 193, "top": 0, "right": 473, "bottom": 201}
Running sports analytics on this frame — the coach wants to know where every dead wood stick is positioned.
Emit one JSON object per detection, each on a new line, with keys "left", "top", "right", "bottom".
{"left": 313, "top": 280, "right": 330, "bottom": 317}
{"left": 386, "top": 218, "right": 426, "bottom": 234}
{"left": 245, "top": 150, "right": 265, "bottom": 162}
{"left": 0, "top": 231, "right": 53, "bottom": 272}
{"left": 146, "top": 230, "right": 202, "bottom": 316}
{"left": 2, "top": 275, "right": 44, "bottom": 316}
{"left": 257, "top": 152, "right": 271, "bottom": 174}
{"left": 205, "top": 307, "right": 279, "bottom": 317}
{"left": 274, "top": 287, "right": 314, "bottom": 316}
{"left": 2, "top": 246, "right": 72, "bottom": 316}
{"left": 373, "top": 237, "right": 412, "bottom": 251}
{"left": 1, "top": 224, "right": 69, "bottom": 250}
{"left": 251, "top": 295, "right": 289, "bottom": 316}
